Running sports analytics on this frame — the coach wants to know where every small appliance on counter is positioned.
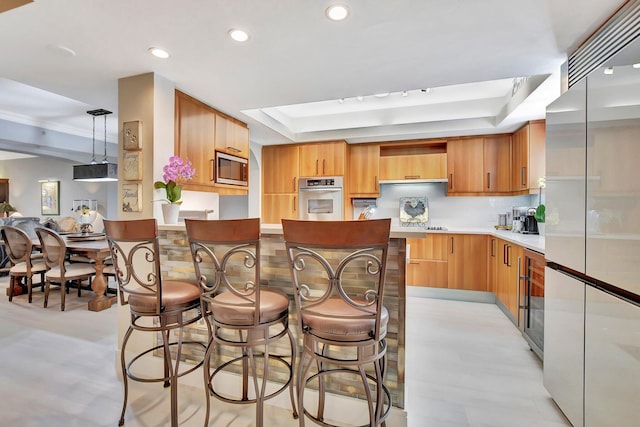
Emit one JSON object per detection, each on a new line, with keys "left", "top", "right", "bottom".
{"left": 511, "top": 206, "right": 529, "bottom": 233}
{"left": 523, "top": 208, "right": 539, "bottom": 234}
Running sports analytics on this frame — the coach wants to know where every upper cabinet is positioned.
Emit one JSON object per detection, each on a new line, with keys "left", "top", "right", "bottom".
{"left": 512, "top": 120, "right": 545, "bottom": 193}
{"left": 215, "top": 114, "right": 249, "bottom": 159}
{"left": 447, "top": 135, "right": 511, "bottom": 195}
{"left": 348, "top": 144, "right": 380, "bottom": 197}
{"left": 378, "top": 141, "right": 447, "bottom": 181}
{"left": 175, "top": 90, "right": 249, "bottom": 194}
{"left": 447, "top": 137, "right": 484, "bottom": 193}
{"left": 262, "top": 144, "right": 299, "bottom": 194}
{"left": 175, "top": 91, "right": 215, "bottom": 186}
{"left": 299, "top": 141, "right": 346, "bottom": 177}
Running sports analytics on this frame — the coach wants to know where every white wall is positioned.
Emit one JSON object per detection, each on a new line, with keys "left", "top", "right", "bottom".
{"left": 0, "top": 156, "right": 117, "bottom": 219}
{"left": 355, "top": 182, "right": 538, "bottom": 228}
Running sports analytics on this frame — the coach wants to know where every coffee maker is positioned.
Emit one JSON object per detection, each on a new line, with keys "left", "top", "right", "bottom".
{"left": 511, "top": 206, "right": 528, "bottom": 233}
{"left": 523, "top": 208, "right": 539, "bottom": 234}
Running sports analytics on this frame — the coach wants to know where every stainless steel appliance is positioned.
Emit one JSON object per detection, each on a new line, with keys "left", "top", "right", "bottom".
{"left": 214, "top": 151, "right": 248, "bottom": 186}
{"left": 511, "top": 206, "right": 528, "bottom": 233}
{"left": 298, "top": 176, "right": 343, "bottom": 220}
{"left": 544, "top": 42, "right": 640, "bottom": 427}
{"left": 522, "top": 208, "right": 539, "bottom": 234}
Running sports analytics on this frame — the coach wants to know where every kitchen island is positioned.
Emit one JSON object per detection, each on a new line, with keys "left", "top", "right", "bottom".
{"left": 156, "top": 222, "right": 427, "bottom": 418}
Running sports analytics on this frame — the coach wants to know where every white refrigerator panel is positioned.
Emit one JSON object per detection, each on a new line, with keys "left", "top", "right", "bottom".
{"left": 585, "top": 287, "right": 640, "bottom": 426}
{"left": 545, "top": 79, "right": 586, "bottom": 273}
{"left": 544, "top": 268, "right": 585, "bottom": 427}
{"left": 586, "top": 64, "right": 640, "bottom": 295}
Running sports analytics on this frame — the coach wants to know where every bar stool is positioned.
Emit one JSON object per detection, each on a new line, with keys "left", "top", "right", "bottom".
{"left": 185, "top": 218, "right": 297, "bottom": 427}
{"left": 282, "top": 218, "right": 392, "bottom": 427}
{"left": 103, "top": 219, "right": 205, "bottom": 427}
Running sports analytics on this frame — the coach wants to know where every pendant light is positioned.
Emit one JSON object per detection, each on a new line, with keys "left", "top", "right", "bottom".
{"left": 73, "top": 109, "right": 118, "bottom": 182}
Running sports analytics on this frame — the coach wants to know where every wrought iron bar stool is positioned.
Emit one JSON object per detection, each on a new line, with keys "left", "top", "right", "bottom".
{"left": 104, "top": 218, "right": 205, "bottom": 427}
{"left": 282, "top": 219, "right": 392, "bottom": 427}
{"left": 185, "top": 218, "right": 297, "bottom": 427}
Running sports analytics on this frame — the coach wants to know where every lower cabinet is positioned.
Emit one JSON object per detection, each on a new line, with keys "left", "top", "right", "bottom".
{"left": 261, "top": 194, "right": 297, "bottom": 224}
{"left": 407, "top": 234, "right": 486, "bottom": 291}
{"left": 495, "top": 238, "right": 523, "bottom": 321}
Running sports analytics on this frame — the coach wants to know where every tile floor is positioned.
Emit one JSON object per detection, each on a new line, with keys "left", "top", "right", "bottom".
{"left": 0, "top": 275, "right": 570, "bottom": 426}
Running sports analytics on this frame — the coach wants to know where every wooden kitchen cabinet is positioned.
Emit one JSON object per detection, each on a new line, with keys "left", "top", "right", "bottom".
{"left": 447, "top": 137, "right": 484, "bottom": 193}
{"left": 215, "top": 114, "right": 249, "bottom": 159}
{"left": 348, "top": 144, "right": 380, "bottom": 197}
{"left": 299, "top": 141, "right": 346, "bottom": 177}
{"left": 407, "top": 234, "right": 448, "bottom": 288}
{"left": 512, "top": 120, "right": 545, "bottom": 193}
{"left": 175, "top": 91, "right": 216, "bottom": 187}
{"left": 261, "top": 194, "right": 298, "bottom": 224}
{"left": 483, "top": 134, "right": 512, "bottom": 193}
{"left": 495, "top": 238, "right": 524, "bottom": 322}
{"left": 488, "top": 236, "right": 498, "bottom": 295}
{"left": 262, "top": 145, "right": 299, "bottom": 194}
{"left": 447, "top": 135, "right": 511, "bottom": 194}
{"left": 262, "top": 144, "right": 300, "bottom": 223}
{"left": 447, "top": 234, "right": 487, "bottom": 291}
{"left": 379, "top": 153, "right": 447, "bottom": 181}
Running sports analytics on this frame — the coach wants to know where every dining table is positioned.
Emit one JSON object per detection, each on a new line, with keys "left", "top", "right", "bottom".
{"left": 63, "top": 234, "right": 115, "bottom": 311}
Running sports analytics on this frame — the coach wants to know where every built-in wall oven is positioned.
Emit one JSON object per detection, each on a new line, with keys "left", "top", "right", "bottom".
{"left": 298, "top": 176, "right": 343, "bottom": 220}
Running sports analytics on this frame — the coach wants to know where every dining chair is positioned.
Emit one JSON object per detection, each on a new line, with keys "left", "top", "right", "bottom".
{"left": 103, "top": 218, "right": 205, "bottom": 427}
{"left": 185, "top": 218, "right": 297, "bottom": 427}
{"left": 1, "top": 225, "right": 47, "bottom": 303}
{"left": 282, "top": 218, "right": 392, "bottom": 427}
{"left": 34, "top": 227, "right": 96, "bottom": 311}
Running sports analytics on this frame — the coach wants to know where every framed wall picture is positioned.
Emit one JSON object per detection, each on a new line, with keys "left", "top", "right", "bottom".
{"left": 41, "top": 181, "right": 60, "bottom": 215}
{"left": 122, "top": 151, "right": 142, "bottom": 181}
{"left": 123, "top": 120, "right": 141, "bottom": 150}
{"left": 399, "top": 196, "right": 428, "bottom": 225}
{"left": 122, "top": 183, "right": 141, "bottom": 212}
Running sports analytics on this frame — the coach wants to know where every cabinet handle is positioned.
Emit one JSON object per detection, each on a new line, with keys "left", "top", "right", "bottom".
{"left": 449, "top": 173, "right": 453, "bottom": 190}
{"left": 375, "top": 175, "right": 378, "bottom": 188}
{"left": 450, "top": 236, "right": 454, "bottom": 254}
{"left": 491, "top": 238, "right": 496, "bottom": 257}
{"left": 293, "top": 196, "right": 297, "bottom": 212}
{"left": 226, "top": 146, "right": 241, "bottom": 153}
{"left": 487, "top": 172, "right": 491, "bottom": 189}
{"left": 210, "top": 158, "right": 215, "bottom": 181}
{"left": 315, "top": 160, "right": 319, "bottom": 175}
{"left": 322, "top": 159, "right": 326, "bottom": 174}
{"left": 506, "top": 245, "right": 512, "bottom": 267}
{"left": 503, "top": 244, "right": 508, "bottom": 265}
{"left": 521, "top": 166, "right": 526, "bottom": 187}
{"left": 404, "top": 175, "right": 420, "bottom": 179}
{"left": 293, "top": 177, "right": 297, "bottom": 192}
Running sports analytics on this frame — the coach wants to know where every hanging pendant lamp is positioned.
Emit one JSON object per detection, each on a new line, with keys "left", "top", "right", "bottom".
{"left": 73, "top": 109, "right": 118, "bottom": 182}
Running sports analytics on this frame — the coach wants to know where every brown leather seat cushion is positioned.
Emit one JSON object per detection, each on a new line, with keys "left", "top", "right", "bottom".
{"left": 210, "top": 288, "right": 289, "bottom": 326}
{"left": 303, "top": 296, "right": 388, "bottom": 342}
{"left": 128, "top": 280, "right": 200, "bottom": 313}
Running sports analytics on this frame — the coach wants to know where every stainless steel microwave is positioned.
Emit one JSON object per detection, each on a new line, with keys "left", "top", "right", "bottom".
{"left": 214, "top": 151, "right": 248, "bottom": 186}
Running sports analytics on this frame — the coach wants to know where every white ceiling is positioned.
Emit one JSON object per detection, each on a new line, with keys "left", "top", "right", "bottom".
{"left": 0, "top": 0, "right": 626, "bottom": 160}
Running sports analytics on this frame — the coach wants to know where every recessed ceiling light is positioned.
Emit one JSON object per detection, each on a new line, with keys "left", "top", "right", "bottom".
{"left": 633, "top": 63, "right": 640, "bottom": 68}
{"left": 148, "top": 47, "right": 170, "bottom": 59}
{"left": 604, "top": 67, "right": 614, "bottom": 75}
{"left": 325, "top": 4, "right": 350, "bottom": 21}
{"left": 401, "top": 91, "right": 408, "bottom": 97}
{"left": 228, "top": 29, "right": 250, "bottom": 42}
{"left": 356, "top": 96, "right": 364, "bottom": 102}
{"left": 374, "top": 92, "right": 390, "bottom": 98}
{"left": 338, "top": 98, "right": 345, "bottom": 104}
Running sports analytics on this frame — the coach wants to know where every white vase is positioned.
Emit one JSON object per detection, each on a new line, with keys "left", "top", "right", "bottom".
{"left": 162, "top": 203, "right": 180, "bottom": 224}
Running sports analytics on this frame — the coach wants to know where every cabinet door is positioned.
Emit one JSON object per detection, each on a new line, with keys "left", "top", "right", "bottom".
{"left": 512, "top": 122, "right": 545, "bottom": 192}
{"left": 379, "top": 153, "right": 447, "bottom": 180}
{"left": 175, "top": 93, "right": 215, "bottom": 186}
{"left": 487, "top": 236, "right": 498, "bottom": 295}
{"left": 300, "top": 141, "right": 346, "bottom": 176}
{"left": 407, "top": 234, "right": 448, "bottom": 260}
{"left": 483, "top": 135, "right": 511, "bottom": 192}
{"left": 261, "top": 194, "right": 298, "bottom": 224}
{"left": 407, "top": 259, "right": 448, "bottom": 287}
{"left": 505, "top": 242, "right": 523, "bottom": 320}
{"left": 348, "top": 144, "right": 379, "bottom": 196}
{"left": 262, "top": 145, "right": 299, "bottom": 194}
{"left": 447, "top": 138, "right": 484, "bottom": 193}
{"left": 512, "top": 125, "right": 529, "bottom": 191}
{"left": 215, "top": 115, "right": 249, "bottom": 159}
{"left": 447, "top": 234, "right": 487, "bottom": 291}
